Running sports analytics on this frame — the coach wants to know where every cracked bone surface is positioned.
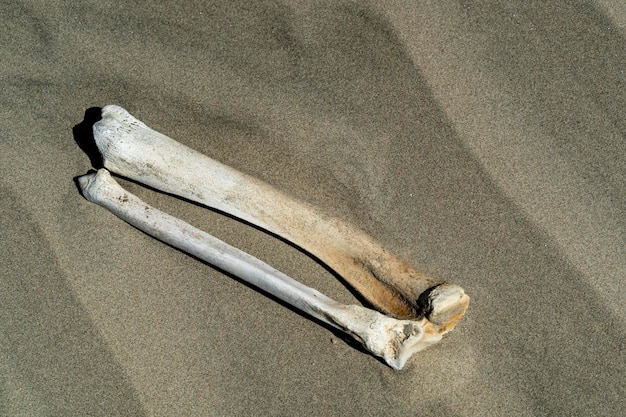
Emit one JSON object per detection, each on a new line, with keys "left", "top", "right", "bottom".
{"left": 78, "top": 169, "right": 444, "bottom": 369}
{"left": 93, "top": 104, "right": 469, "bottom": 334}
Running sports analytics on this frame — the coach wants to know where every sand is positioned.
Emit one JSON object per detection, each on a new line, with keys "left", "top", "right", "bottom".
{"left": 1, "top": 1, "right": 624, "bottom": 415}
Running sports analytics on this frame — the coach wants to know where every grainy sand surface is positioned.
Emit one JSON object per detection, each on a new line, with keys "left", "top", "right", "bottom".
{"left": 1, "top": 1, "right": 624, "bottom": 416}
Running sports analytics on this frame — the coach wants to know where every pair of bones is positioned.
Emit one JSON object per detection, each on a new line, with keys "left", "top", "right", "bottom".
{"left": 77, "top": 105, "right": 469, "bottom": 369}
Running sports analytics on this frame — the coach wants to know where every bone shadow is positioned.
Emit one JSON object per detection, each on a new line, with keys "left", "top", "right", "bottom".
{"left": 73, "top": 106, "right": 103, "bottom": 168}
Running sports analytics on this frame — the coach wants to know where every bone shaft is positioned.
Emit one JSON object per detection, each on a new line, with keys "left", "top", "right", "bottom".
{"left": 78, "top": 169, "right": 354, "bottom": 330}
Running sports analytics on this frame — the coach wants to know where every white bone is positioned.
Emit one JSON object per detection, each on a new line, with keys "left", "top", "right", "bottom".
{"left": 78, "top": 169, "right": 443, "bottom": 369}
{"left": 92, "top": 105, "right": 469, "bottom": 333}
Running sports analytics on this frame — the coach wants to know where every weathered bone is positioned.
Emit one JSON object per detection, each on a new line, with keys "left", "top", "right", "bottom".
{"left": 92, "top": 105, "right": 468, "bottom": 333}
{"left": 78, "top": 169, "right": 444, "bottom": 369}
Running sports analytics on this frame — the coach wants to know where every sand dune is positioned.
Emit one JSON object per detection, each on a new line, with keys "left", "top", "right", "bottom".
{"left": 1, "top": 1, "right": 624, "bottom": 415}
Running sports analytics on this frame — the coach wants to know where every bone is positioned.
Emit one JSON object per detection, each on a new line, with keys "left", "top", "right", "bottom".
{"left": 78, "top": 169, "right": 444, "bottom": 369}
{"left": 92, "top": 104, "right": 468, "bottom": 332}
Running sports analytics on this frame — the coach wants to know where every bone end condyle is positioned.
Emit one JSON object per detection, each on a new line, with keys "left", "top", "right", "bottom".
{"left": 78, "top": 169, "right": 112, "bottom": 204}
{"left": 420, "top": 283, "right": 470, "bottom": 332}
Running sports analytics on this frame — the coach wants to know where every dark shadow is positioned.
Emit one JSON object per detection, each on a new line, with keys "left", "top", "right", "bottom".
{"left": 73, "top": 106, "right": 103, "bottom": 168}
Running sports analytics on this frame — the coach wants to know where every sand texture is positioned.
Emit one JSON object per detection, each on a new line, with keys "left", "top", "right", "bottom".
{"left": 1, "top": 1, "right": 624, "bottom": 416}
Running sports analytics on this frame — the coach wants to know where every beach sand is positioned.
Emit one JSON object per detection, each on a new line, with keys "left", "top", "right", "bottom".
{"left": 1, "top": 1, "right": 624, "bottom": 415}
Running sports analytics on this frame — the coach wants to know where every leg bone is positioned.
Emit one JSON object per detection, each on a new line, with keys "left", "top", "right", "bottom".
{"left": 78, "top": 169, "right": 443, "bottom": 369}
{"left": 93, "top": 105, "right": 469, "bottom": 331}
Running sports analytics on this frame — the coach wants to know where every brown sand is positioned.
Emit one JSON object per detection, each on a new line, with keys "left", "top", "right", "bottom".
{"left": 1, "top": 1, "right": 624, "bottom": 415}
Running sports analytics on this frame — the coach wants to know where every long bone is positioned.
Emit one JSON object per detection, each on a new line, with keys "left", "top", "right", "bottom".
{"left": 78, "top": 169, "right": 444, "bottom": 369}
{"left": 92, "top": 105, "right": 469, "bottom": 333}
